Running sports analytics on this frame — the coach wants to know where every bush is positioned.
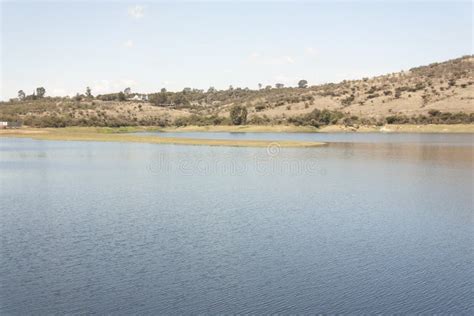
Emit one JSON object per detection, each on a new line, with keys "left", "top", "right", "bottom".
{"left": 248, "top": 115, "right": 271, "bottom": 125}
{"left": 288, "top": 108, "right": 344, "bottom": 127}
{"left": 229, "top": 105, "right": 248, "bottom": 125}
{"left": 366, "top": 93, "right": 380, "bottom": 99}
{"left": 341, "top": 95, "right": 355, "bottom": 106}
{"left": 428, "top": 109, "right": 440, "bottom": 117}
{"left": 173, "top": 115, "right": 230, "bottom": 127}
{"left": 385, "top": 115, "right": 409, "bottom": 124}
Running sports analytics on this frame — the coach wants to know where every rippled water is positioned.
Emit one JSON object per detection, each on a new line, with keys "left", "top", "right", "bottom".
{"left": 1, "top": 133, "right": 473, "bottom": 314}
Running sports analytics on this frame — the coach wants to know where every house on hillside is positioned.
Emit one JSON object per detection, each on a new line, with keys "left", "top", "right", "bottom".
{"left": 129, "top": 94, "right": 148, "bottom": 101}
{"left": 1, "top": 121, "right": 22, "bottom": 129}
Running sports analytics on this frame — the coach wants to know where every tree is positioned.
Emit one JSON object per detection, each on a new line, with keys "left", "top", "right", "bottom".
{"left": 118, "top": 91, "right": 126, "bottom": 101}
{"left": 18, "top": 90, "right": 25, "bottom": 101}
{"left": 149, "top": 92, "right": 169, "bottom": 106}
{"left": 182, "top": 87, "right": 192, "bottom": 93}
{"left": 161, "top": 88, "right": 167, "bottom": 93}
{"left": 228, "top": 85, "right": 234, "bottom": 91}
{"left": 173, "top": 93, "right": 189, "bottom": 106}
{"left": 275, "top": 83, "right": 284, "bottom": 89}
{"left": 298, "top": 79, "right": 308, "bottom": 88}
{"left": 258, "top": 83, "right": 262, "bottom": 90}
{"left": 36, "top": 87, "right": 46, "bottom": 98}
{"left": 124, "top": 87, "right": 131, "bottom": 95}
{"left": 86, "top": 87, "right": 92, "bottom": 98}
{"left": 229, "top": 105, "right": 248, "bottom": 125}
{"left": 207, "top": 87, "right": 216, "bottom": 93}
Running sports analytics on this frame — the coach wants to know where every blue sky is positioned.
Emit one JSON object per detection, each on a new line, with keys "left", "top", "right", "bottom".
{"left": 1, "top": 1, "right": 472, "bottom": 100}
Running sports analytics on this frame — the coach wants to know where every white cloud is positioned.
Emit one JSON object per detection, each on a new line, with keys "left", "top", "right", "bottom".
{"left": 124, "top": 40, "right": 134, "bottom": 48}
{"left": 247, "top": 53, "right": 295, "bottom": 65}
{"left": 249, "top": 52, "right": 261, "bottom": 59}
{"left": 128, "top": 5, "right": 144, "bottom": 19}
{"left": 284, "top": 56, "right": 295, "bottom": 64}
{"left": 305, "top": 47, "right": 318, "bottom": 56}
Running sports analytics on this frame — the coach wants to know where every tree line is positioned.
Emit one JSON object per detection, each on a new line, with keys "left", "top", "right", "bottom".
{"left": 14, "top": 79, "right": 311, "bottom": 103}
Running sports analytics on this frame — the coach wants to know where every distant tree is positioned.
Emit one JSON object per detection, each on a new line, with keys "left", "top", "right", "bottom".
{"left": 265, "top": 85, "right": 272, "bottom": 90}
{"left": 258, "top": 83, "right": 262, "bottom": 90}
{"left": 161, "top": 88, "right": 167, "bottom": 93}
{"left": 183, "top": 87, "right": 192, "bottom": 93}
{"left": 228, "top": 85, "right": 234, "bottom": 91}
{"left": 275, "top": 83, "right": 284, "bottom": 89}
{"left": 207, "top": 86, "right": 216, "bottom": 93}
{"left": 298, "top": 79, "right": 308, "bottom": 88}
{"left": 74, "top": 93, "right": 83, "bottom": 102}
{"left": 36, "top": 87, "right": 46, "bottom": 98}
{"left": 118, "top": 91, "right": 126, "bottom": 101}
{"left": 18, "top": 90, "right": 26, "bottom": 101}
{"left": 173, "top": 93, "right": 189, "bottom": 106}
{"left": 124, "top": 87, "right": 131, "bottom": 96}
{"left": 229, "top": 105, "right": 248, "bottom": 125}
{"left": 150, "top": 92, "right": 169, "bottom": 106}
{"left": 85, "top": 86, "right": 93, "bottom": 98}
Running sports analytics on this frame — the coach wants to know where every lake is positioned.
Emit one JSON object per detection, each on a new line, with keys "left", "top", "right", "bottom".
{"left": 1, "top": 133, "right": 473, "bottom": 314}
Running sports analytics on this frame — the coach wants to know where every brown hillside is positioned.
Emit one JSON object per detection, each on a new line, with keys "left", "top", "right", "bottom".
{"left": 1, "top": 56, "right": 472, "bottom": 127}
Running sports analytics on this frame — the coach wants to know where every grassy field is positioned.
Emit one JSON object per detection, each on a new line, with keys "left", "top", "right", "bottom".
{"left": 0, "top": 127, "right": 325, "bottom": 148}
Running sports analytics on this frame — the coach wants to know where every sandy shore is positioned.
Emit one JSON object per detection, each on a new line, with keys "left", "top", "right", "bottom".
{"left": 1, "top": 124, "right": 472, "bottom": 147}
{"left": 0, "top": 127, "right": 325, "bottom": 148}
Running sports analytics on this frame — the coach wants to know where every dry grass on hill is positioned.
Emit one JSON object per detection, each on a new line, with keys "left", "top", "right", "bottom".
{"left": 1, "top": 56, "right": 473, "bottom": 128}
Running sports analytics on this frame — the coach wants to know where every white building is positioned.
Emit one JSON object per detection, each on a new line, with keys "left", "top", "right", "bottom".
{"left": 129, "top": 94, "right": 148, "bottom": 101}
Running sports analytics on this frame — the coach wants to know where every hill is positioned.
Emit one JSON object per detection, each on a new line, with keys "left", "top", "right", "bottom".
{"left": 1, "top": 56, "right": 473, "bottom": 128}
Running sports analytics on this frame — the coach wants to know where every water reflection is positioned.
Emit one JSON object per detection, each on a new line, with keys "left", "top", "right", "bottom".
{"left": 0, "top": 136, "right": 473, "bottom": 314}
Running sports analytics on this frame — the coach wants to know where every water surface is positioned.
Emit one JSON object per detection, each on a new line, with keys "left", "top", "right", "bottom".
{"left": 1, "top": 134, "right": 473, "bottom": 314}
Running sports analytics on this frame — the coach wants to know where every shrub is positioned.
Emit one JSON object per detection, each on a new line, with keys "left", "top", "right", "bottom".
{"left": 229, "top": 105, "right": 248, "bottom": 125}
{"left": 288, "top": 108, "right": 343, "bottom": 127}
{"left": 248, "top": 115, "right": 271, "bottom": 125}
{"left": 341, "top": 95, "right": 355, "bottom": 106}
{"left": 428, "top": 109, "right": 440, "bottom": 117}
{"left": 366, "top": 93, "right": 380, "bottom": 99}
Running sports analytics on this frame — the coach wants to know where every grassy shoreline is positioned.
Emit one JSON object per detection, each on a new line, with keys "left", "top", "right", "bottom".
{"left": 159, "top": 124, "right": 474, "bottom": 133}
{"left": 0, "top": 127, "right": 325, "bottom": 148}
{"left": 0, "top": 124, "right": 472, "bottom": 148}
